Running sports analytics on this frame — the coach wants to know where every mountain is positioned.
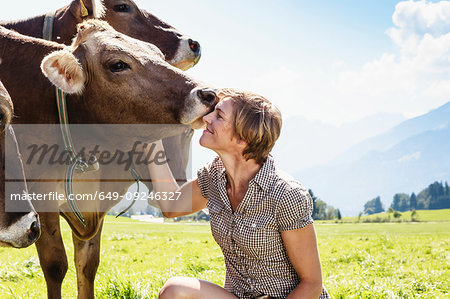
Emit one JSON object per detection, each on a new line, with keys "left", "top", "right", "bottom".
{"left": 331, "top": 102, "right": 450, "bottom": 165}
{"left": 122, "top": 102, "right": 449, "bottom": 216}
{"left": 271, "top": 112, "right": 406, "bottom": 172}
{"left": 295, "top": 102, "right": 450, "bottom": 215}
{"left": 189, "top": 111, "right": 405, "bottom": 174}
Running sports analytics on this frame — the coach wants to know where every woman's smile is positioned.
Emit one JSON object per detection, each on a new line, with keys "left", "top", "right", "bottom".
{"left": 204, "top": 126, "right": 214, "bottom": 134}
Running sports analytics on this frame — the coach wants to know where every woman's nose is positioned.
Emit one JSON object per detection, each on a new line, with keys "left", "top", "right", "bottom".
{"left": 202, "top": 112, "right": 213, "bottom": 124}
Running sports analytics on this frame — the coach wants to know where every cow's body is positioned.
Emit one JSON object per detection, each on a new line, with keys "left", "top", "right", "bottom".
{"left": 0, "top": 21, "right": 214, "bottom": 298}
{"left": 1, "top": 0, "right": 197, "bottom": 206}
{"left": 1, "top": 1, "right": 201, "bottom": 297}
{"left": 0, "top": 81, "right": 40, "bottom": 248}
{"left": 0, "top": 0, "right": 197, "bottom": 210}
{"left": 1, "top": 0, "right": 196, "bottom": 225}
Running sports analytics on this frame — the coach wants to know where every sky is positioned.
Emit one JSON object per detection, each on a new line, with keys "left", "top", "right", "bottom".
{"left": 1, "top": 0, "right": 450, "bottom": 170}
{"left": 138, "top": 0, "right": 450, "bottom": 124}
{"left": 1, "top": 0, "right": 449, "bottom": 125}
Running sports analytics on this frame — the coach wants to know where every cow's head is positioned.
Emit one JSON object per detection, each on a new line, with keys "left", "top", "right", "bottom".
{"left": 41, "top": 20, "right": 215, "bottom": 128}
{"left": 69, "top": 0, "right": 201, "bottom": 70}
{"left": 0, "top": 81, "right": 40, "bottom": 248}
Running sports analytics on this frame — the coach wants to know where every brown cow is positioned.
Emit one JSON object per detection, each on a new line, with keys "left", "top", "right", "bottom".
{"left": 2, "top": 0, "right": 200, "bottom": 296}
{"left": 0, "top": 80, "right": 40, "bottom": 248}
{"left": 0, "top": 0, "right": 196, "bottom": 214}
{"left": 1, "top": 0, "right": 196, "bottom": 207}
{"left": 0, "top": 20, "right": 215, "bottom": 298}
{"left": 0, "top": 0, "right": 201, "bottom": 70}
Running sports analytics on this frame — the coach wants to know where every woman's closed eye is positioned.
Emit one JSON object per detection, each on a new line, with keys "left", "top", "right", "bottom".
{"left": 215, "top": 110, "right": 223, "bottom": 119}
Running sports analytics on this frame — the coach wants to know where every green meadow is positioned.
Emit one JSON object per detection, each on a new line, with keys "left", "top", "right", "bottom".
{"left": 342, "top": 209, "right": 450, "bottom": 223}
{"left": 0, "top": 211, "right": 448, "bottom": 298}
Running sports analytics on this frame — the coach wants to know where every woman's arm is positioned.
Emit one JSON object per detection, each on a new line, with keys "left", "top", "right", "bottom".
{"left": 281, "top": 224, "right": 323, "bottom": 299}
{"left": 144, "top": 140, "right": 207, "bottom": 218}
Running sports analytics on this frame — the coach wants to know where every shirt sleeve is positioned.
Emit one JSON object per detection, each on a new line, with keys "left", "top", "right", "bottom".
{"left": 196, "top": 159, "right": 216, "bottom": 200}
{"left": 276, "top": 186, "right": 314, "bottom": 231}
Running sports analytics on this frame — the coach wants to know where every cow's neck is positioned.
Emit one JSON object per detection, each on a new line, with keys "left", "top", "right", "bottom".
{"left": 0, "top": 27, "right": 63, "bottom": 124}
{"left": 0, "top": 5, "right": 81, "bottom": 46}
{"left": 0, "top": 16, "right": 45, "bottom": 42}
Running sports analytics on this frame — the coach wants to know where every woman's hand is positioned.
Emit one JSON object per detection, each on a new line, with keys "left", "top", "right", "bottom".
{"left": 139, "top": 140, "right": 177, "bottom": 208}
{"left": 141, "top": 139, "right": 208, "bottom": 217}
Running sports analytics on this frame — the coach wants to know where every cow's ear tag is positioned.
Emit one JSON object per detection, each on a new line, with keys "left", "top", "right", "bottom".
{"left": 80, "top": 0, "right": 89, "bottom": 18}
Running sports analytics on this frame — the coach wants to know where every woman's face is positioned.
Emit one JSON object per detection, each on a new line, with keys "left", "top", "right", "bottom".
{"left": 199, "top": 97, "right": 238, "bottom": 153}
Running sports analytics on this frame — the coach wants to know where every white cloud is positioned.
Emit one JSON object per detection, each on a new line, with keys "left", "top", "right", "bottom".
{"left": 247, "top": 1, "right": 450, "bottom": 126}
{"left": 424, "top": 78, "right": 450, "bottom": 97}
{"left": 331, "top": 60, "right": 346, "bottom": 70}
{"left": 246, "top": 66, "right": 341, "bottom": 123}
{"left": 246, "top": 67, "right": 305, "bottom": 118}
{"left": 387, "top": 0, "right": 450, "bottom": 53}
{"left": 333, "top": 0, "right": 450, "bottom": 120}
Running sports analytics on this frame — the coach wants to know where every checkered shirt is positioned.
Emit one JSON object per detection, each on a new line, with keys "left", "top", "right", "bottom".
{"left": 197, "top": 155, "right": 330, "bottom": 299}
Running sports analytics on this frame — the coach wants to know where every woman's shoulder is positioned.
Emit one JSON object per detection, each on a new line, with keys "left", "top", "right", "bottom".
{"left": 197, "top": 156, "right": 224, "bottom": 178}
{"left": 196, "top": 156, "right": 225, "bottom": 201}
{"left": 272, "top": 166, "right": 308, "bottom": 196}
{"left": 258, "top": 155, "right": 306, "bottom": 192}
{"left": 271, "top": 167, "right": 314, "bottom": 229}
{"left": 269, "top": 166, "right": 312, "bottom": 210}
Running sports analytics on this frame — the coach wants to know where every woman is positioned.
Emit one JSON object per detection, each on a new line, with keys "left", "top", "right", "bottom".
{"left": 144, "top": 89, "right": 330, "bottom": 299}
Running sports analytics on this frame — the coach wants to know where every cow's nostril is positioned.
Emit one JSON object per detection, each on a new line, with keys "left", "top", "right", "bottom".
{"left": 28, "top": 220, "right": 41, "bottom": 243}
{"left": 188, "top": 39, "right": 201, "bottom": 54}
{"left": 197, "top": 89, "right": 217, "bottom": 106}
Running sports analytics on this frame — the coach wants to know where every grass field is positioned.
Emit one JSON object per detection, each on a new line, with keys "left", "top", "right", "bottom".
{"left": 340, "top": 209, "right": 450, "bottom": 223}
{"left": 0, "top": 213, "right": 449, "bottom": 298}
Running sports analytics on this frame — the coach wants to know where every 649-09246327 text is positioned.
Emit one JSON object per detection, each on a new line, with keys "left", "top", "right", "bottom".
{"left": 9, "top": 191, "right": 181, "bottom": 202}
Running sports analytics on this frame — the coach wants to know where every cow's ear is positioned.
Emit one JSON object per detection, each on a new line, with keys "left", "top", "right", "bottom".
{"left": 41, "top": 50, "right": 86, "bottom": 95}
{"left": 89, "top": 0, "right": 106, "bottom": 18}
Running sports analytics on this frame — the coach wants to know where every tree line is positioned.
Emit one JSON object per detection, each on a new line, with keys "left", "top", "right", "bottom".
{"left": 363, "top": 181, "right": 450, "bottom": 215}
{"left": 114, "top": 181, "right": 448, "bottom": 220}
{"left": 308, "top": 189, "right": 342, "bottom": 220}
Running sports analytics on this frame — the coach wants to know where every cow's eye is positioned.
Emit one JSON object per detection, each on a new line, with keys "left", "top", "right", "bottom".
{"left": 113, "top": 4, "right": 130, "bottom": 12}
{"left": 109, "top": 61, "right": 131, "bottom": 72}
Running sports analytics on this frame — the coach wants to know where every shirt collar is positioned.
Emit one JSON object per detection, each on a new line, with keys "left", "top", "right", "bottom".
{"left": 214, "top": 157, "right": 226, "bottom": 179}
{"left": 252, "top": 154, "right": 275, "bottom": 191}
{"left": 215, "top": 154, "right": 275, "bottom": 192}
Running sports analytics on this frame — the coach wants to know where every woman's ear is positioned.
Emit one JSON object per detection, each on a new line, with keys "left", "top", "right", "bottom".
{"left": 237, "top": 139, "right": 247, "bottom": 146}
{"left": 41, "top": 50, "right": 86, "bottom": 95}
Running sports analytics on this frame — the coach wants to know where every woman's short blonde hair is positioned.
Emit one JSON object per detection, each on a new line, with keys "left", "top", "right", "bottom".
{"left": 218, "top": 88, "right": 282, "bottom": 165}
